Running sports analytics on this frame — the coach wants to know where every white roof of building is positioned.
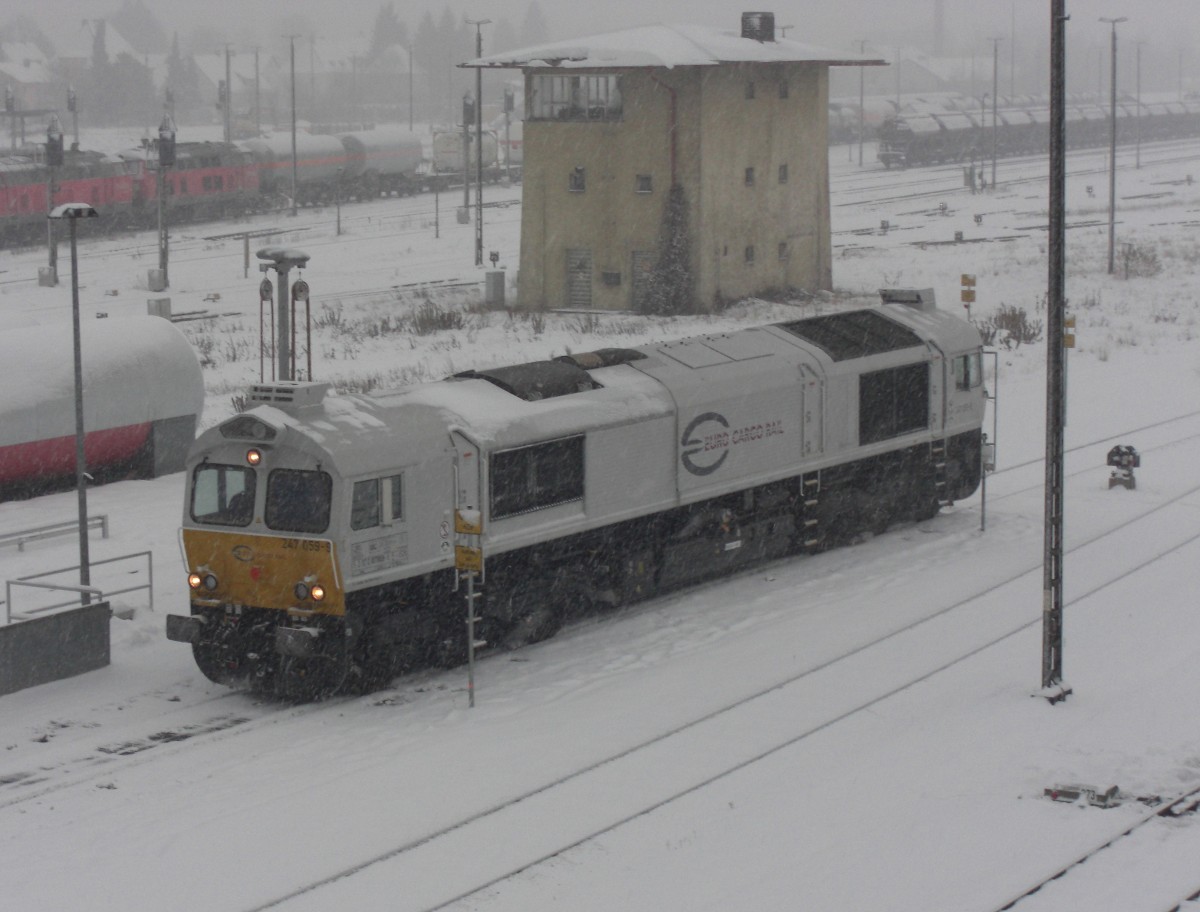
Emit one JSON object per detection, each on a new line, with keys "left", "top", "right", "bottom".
{"left": 464, "top": 23, "right": 885, "bottom": 70}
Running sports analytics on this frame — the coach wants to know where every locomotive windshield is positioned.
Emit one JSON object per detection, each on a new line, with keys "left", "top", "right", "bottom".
{"left": 191, "top": 463, "right": 256, "bottom": 527}
{"left": 265, "top": 469, "right": 332, "bottom": 533}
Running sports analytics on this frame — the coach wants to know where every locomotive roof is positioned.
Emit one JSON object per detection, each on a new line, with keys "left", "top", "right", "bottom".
{"left": 218, "top": 305, "right": 980, "bottom": 478}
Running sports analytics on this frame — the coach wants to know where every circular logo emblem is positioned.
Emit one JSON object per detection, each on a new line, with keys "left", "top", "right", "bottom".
{"left": 232, "top": 545, "right": 254, "bottom": 562}
{"left": 680, "top": 412, "right": 730, "bottom": 476}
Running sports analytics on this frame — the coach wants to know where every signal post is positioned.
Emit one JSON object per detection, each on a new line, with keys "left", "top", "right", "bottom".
{"left": 455, "top": 508, "right": 484, "bottom": 707}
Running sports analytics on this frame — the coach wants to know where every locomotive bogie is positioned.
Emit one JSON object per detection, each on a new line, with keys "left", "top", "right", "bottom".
{"left": 169, "top": 295, "right": 986, "bottom": 698}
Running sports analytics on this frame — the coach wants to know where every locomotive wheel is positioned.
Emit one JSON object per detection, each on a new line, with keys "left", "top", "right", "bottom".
{"left": 499, "top": 577, "right": 562, "bottom": 649}
{"left": 192, "top": 623, "right": 257, "bottom": 686}
{"left": 277, "top": 650, "right": 350, "bottom": 701}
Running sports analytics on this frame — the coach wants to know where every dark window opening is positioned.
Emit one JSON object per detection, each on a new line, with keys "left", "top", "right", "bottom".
{"left": 351, "top": 478, "right": 381, "bottom": 530}
{"left": 745, "top": 81, "right": 756, "bottom": 99}
{"left": 778, "top": 163, "right": 789, "bottom": 183}
{"left": 954, "top": 352, "right": 983, "bottom": 391}
{"left": 266, "top": 468, "right": 332, "bottom": 533}
{"left": 635, "top": 173, "right": 653, "bottom": 193}
{"left": 860, "top": 363, "right": 930, "bottom": 444}
{"left": 779, "top": 81, "right": 789, "bottom": 99}
{"left": 569, "top": 166, "right": 586, "bottom": 192}
{"left": 745, "top": 245, "right": 755, "bottom": 264}
{"left": 191, "top": 463, "right": 256, "bottom": 527}
{"left": 744, "top": 166, "right": 755, "bottom": 186}
{"left": 778, "top": 241, "right": 789, "bottom": 260}
{"left": 491, "top": 436, "right": 584, "bottom": 519}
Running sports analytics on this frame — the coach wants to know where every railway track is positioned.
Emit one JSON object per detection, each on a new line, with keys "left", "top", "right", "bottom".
{"left": 238, "top": 446, "right": 1200, "bottom": 911}
{"left": 991, "top": 789, "right": 1200, "bottom": 911}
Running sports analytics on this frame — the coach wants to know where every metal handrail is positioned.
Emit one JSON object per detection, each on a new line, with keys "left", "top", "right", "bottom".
{"left": 0, "top": 515, "right": 108, "bottom": 552}
{"left": 4, "top": 551, "right": 153, "bottom": 624}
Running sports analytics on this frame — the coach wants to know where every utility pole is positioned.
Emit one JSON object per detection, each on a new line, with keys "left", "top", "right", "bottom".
{"left": 223, "top": 46, "right": 232, "bottom": 143}
{"left": 857, "top": 39, "right": 867, "bottom": 167}
{"left": 1135, "top": 40, "right": 1143, "bottom": 169}
{"left": 1043, "top": 0, "right": 1069, "bottom": 703}
{"left": 1101, "top": 17, "right": 1127, "bottom": 275}
{"left": 990, "top": 37, "right": 1002, "bottom": 190}
{"left": 254, "top": 47, "right": 261, "bottom": 135}
{"left": 466, "top": 18, "right": 490, "bottom": 268}
{"left": 289, "top": 35, "right": 298, "bottom": 217}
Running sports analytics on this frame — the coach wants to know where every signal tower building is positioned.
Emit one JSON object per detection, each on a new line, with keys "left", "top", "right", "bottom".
{"left": 465, "top": 13, "right": 882, "bottom": 312}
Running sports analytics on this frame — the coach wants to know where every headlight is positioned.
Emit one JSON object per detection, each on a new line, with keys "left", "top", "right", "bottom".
{"left": 246, "top": 448, "right": 262, "bottom": 466}
{"left": 293, "top": 582, "right": 310, "bottom": 601}
{"left": 310, "top": 584, "right": 326, "bottom": 602}
{"left": 189, "top": 572, "right": 218, "bottom": 591}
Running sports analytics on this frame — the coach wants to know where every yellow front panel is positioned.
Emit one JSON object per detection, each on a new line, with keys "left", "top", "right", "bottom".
{"left": 182, "top": 528, "right": 345, "bottom": 616}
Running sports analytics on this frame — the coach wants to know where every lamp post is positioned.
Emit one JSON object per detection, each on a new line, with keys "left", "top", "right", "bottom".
{"left": 1100, "top": 16, "right": 1127, "bottom": 275}
{"left": 45, "top": 115, "right": 64, "bottom": 286}
{"left": 157, "top": 114, "right": 175, "bottom": 290}
{"left": 289, "top": 35, "right": 299, "bottom": 217}
{"left": 48, "top": 202, "right": 100, "bottom": 604}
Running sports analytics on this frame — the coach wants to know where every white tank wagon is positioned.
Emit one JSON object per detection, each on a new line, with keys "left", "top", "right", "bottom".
{"left": 166, "top": 292, "right": 985, "bottom": 698}
{"left": 238, "top": 133, "right": 348, "bottom": 203}
{"left": 337, "top": 128, "right": 424, "bottom": 197}
{"left": 0, "top": 317, "right": 204, "bottom": 495}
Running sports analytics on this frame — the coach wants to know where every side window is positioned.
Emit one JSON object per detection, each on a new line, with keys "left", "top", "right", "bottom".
{"left": 351, "top": 478, "right": 381, "bottom": 530}
{"left": 778, "top": 163, "right": 789, "bottom": 184}
{"left": 387, "top": 473, "right": 404, "bottom": 522}
{"left": 860, "top": 362, "right": 930, "bottom": 444}
{"left": 744, "top": 166, "right": 755, "bottom": 186}
{"left": 954, "top": 352, "right": 983, "bottom": 391}
{"left": 491, "top": 436, "right": 584, "bottom": 519}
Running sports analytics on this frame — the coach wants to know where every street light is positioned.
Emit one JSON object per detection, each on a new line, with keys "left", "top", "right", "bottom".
{"left": 157, "top": 113, "right": 176, "bottom": 290}
{"left": 45, "top": 115, "right": 64, "bottom": 285}
{"left": 1100, "top": 16, "right": 1128, "bottom": 275}
{"left": 47, "top": 202, "right": 100, "bottom": 605}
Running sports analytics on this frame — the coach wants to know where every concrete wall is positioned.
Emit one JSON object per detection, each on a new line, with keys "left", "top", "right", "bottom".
{"left": 0, "top": 602, "right": 110, "bottom": 697}
{"left": 517, "top": 62, "right": 832, "bottom": 312}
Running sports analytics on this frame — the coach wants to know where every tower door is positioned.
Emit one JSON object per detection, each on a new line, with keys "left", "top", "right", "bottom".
{"left": 565, "top": 248, "right": 592, "bottom": 309}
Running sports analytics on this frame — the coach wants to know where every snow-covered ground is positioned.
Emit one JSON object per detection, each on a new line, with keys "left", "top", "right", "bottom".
{"left": 1, "top": 135, "right": 1200, "bottom": 911}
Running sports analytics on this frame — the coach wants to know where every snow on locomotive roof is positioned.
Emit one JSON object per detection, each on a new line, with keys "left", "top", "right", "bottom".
{"left": 464, "top": 23, "right": 885, "bottom": 71}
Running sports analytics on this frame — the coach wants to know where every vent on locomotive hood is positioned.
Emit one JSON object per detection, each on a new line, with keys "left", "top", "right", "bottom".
{"left": 776, "top": 310, "right": 923, "bottom": 361}
{"left": 453, "top": 347, "right": 646, "bottom": 401}
{"left": 247, "top": 381, "right": 332, "bottom": 410}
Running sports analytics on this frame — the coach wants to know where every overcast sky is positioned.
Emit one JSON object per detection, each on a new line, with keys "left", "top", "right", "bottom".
{"left": 26, "top": 0, "right": 1199, "bottom": 93}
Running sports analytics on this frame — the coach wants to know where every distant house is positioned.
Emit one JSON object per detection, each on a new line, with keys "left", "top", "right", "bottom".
{"left": 465, "top": 13, "right": 881, "bottom": 312}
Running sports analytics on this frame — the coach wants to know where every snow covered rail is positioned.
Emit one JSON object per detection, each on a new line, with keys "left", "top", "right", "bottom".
{"left": 989, "top": 787, "right": 1200, "bottom": 912}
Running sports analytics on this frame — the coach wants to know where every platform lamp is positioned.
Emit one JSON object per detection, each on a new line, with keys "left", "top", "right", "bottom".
{"left": 157, "top": 113, "right": 176, "bottom": 290}
{"left": 45, "top": 115, "right": 64, "bottom": 285}
{"left": 48, "top": 202, "right": 100, "bottom": 605}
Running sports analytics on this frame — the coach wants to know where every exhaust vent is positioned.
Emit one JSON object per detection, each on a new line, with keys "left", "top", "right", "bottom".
{"left": 741, "top": 12, "right": 775, "bottom": 42}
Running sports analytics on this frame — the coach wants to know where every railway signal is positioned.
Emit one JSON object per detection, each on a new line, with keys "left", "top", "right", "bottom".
{"left": 960, "top": 273, "right": 975, "bottom": 319}
{"left": 455, "top": 508, "right": 485, "bottom": 708}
